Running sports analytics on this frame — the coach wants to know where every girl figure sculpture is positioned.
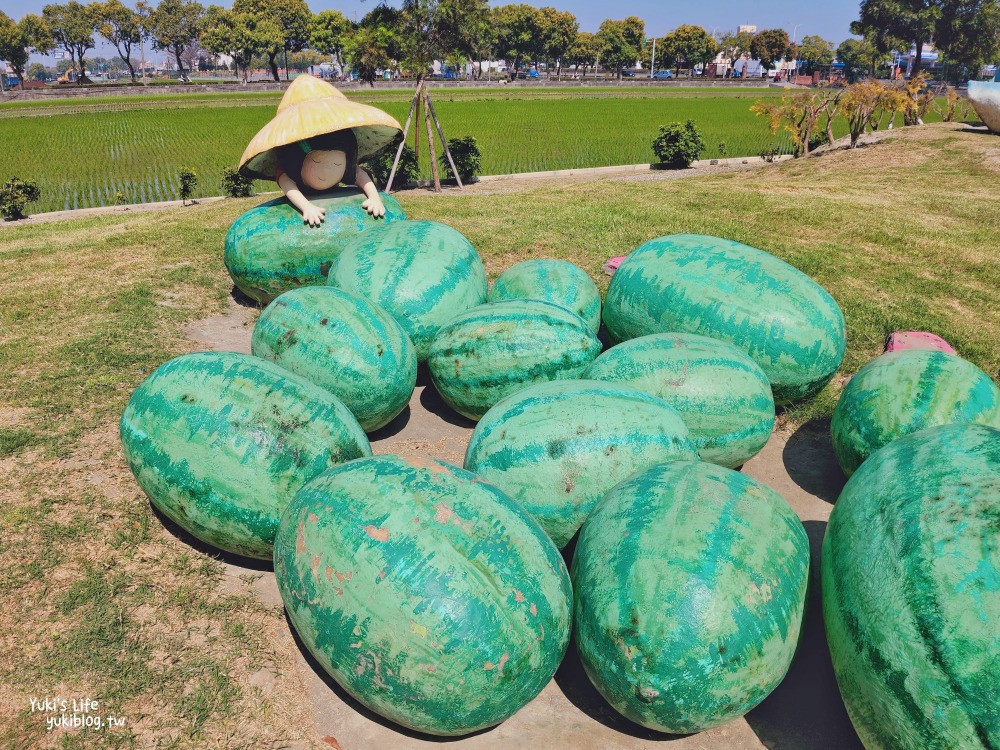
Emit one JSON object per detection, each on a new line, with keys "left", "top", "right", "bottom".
{"left": 238, "top": 75, "right": 402, "bottom": 227}
{"left": 276, "top": 130, "right": 384, "bottom": 226}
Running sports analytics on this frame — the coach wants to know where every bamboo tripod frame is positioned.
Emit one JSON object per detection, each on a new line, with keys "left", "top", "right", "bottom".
{"left": 386, "top": 79, "right": 464, "bottom": 193}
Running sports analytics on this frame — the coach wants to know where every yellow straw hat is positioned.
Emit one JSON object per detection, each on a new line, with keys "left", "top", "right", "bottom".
{"left": 238, "top": 76, "right": 402, "bottom": 179}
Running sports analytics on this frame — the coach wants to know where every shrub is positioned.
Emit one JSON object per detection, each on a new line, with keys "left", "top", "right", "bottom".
{"left": 363, "top": 138, "right": 418, "bottom": 189}
{"left": 178, "top": 167, "right": 198, "bottom": 205}
{"left": 222, "top": 166, "right": 255, "bottom": 198}
{"left": 651, "top": 120, "right": 705, "bottom": 168}
{"left": 717, "top": 141, "right": 728, "bottom": 158}
{"left": 0, "top": 177, "right": 41, "bottom": 220}
{"left": 440, "top": 136, "right": 482, "bottom": 183}
{"left": 115, "top": 191, "right": 128, "bottom": 206}
{"left": 759, "top": 145, "right": 781, "bottom": 163}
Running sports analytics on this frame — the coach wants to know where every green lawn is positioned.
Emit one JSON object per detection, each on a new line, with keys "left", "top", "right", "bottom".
{"left": 0, "top": 123, "right": 997, "bottom": 748}
{"left": 1, "top": 86, "right": 951, "bottom": 213}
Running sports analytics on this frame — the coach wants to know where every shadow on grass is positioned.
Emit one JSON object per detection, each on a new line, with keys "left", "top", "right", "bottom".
{"left": 782, "top": 419, "right": 846, "bottom": 504}
{"left": 745, "top": 519, "right": 863, "bottom": 750}
{"left": 150, "top": 502, "right": 273, "bottom": 572}
{"left": 284, "top": 610, "right": 499, "bottom": 743}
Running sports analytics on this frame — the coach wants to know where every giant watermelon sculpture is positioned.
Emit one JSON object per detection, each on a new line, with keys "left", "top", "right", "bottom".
{"left": 831, "top": 349, "right": 1000, "bottom": 476}
{"left": 585, "top": 333, "right": 775, "bottom": 468}
{"left": 274, "top": 455, "right": 572, "bottom": 736}
{"left": 967, "top": 79, "right": 1000, "bottom": 134}
{"left": 823, "top": 423, "right": 1000, "bottom": 750}
{"left": 488, "top": 259, "right": 603, "bottom": 333}
{"left": 251, "top": 286, "right": 417, "bottom": 432}
{"left": 328, "top": 219, "right": 487, "bottom": 360}
{"left": 465, "top": 380, "right": 697, "bottom": 548}
{"left": 573, "top": 460, "right": 809, "bottom": 733}
{"left": 224, "top": 188, "right": 406, "bottom": 304}
{"left": 602, "top": 234, "right": 846, "bottom": 403}
{"left": 428, "top": 300, "right": 602, "bottom": 420}
{"left": 120, "top": 352, "right": 371, "bottom": 559}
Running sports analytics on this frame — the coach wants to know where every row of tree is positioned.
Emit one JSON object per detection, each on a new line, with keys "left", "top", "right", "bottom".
{"left": 1, "top": 0, "right": 997, "bottom": 88}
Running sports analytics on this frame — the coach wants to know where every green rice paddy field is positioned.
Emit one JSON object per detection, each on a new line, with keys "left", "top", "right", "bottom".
{"left": 1, "top": 86, "right": 950, "bottom": 213}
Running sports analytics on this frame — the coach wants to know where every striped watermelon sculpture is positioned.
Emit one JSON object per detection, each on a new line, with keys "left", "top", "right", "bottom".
{"left": 585, "top": 333, "right": 775, "bottom": 468}
{"left": 831, "top": 349, "right": 1000, "bottom": 476}
{"left": 488, "top": 259, "right": 602, "bottom": 332}
{"left": 603, "top": 234, "right": 846, "bottom": 404}
{"left": 428, "top": 300, "right": 602, "bottom": 420}
{"left": 465, "top": 380, "right": 697, "bottom": 548}
{"left": 328, "top": 219, "right": 487, "bottom": 360}
{"left": 823, "top": 423, "right": 1000, "bottom": 750}
{"left": 120, "top": 352, "right": 371, "bottom": 559}
{"left": 274, "top": 455, "right": 572, "bottom": 736}
{"left": 224, "top": 188, "right": 406, "bottom": 304}
{"left": 251, "top": 286, "right": 417, "bottom": 432}
{"left": 573, "top": 460, "right": 810, "bottom": 733}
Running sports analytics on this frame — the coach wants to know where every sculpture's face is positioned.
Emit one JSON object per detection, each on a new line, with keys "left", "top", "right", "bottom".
{"left": 300, "top": 149, "right": 348, "bottom": 190}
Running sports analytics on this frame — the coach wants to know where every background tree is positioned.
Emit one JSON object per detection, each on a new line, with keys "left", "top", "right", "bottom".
{"left": 852, "top": 0, "right": 936, "bottom": 74}
{"left": 597, "top": 16, "right": 644, "bottom": 79}
{"left": 95, "top": 0, "right": 142, "bottom": 82}
{"left": 797, "top": 35, "right": 835, "bottom": 73}
{"left": 202, "top": 6, "right": 283, "bottom": 82}
{"left": 658, "top": 24, "right": 716, "bottom": 75}
{"left": 539, "top": 7, "right": 578, "bottom": 79}
{"left": 147, "top": 0, "right": 204, "bottom": 77}
{"left": 43, "top": 2, "right": 99, "bottom": 82}
{"left": 494, "top": 4, "right": 545, "bottom": 75}
{"left": 462, "top": 6, "right": 498, "bottom": 78}
{"left": 837, "top": 35, "right": 888, "bottom": 80}
{"left": 565, "top": 30, "right": 602, "bottom": 77}
{"left": 231, "top": 0, "right": 309, "bottom": 81}
{"left": 717, "top": 29, "right": 754, "bottom": 76}
{"left": 28, "top": 62, "right": 50, "bottom": 81}
{"left": 0, "top": 13, "right": 25, "bottom": 86}
{"left": 750, "top": 28, "right": 792, "bottom": 73}
{"left": 933, "top": 0, "right": 1000, "bottom": 79}
{"left": 340, "top": 6, "right": 403, "bottom": 84}
{"left": 310, "top": 9, "right": 352, "bottom": 73}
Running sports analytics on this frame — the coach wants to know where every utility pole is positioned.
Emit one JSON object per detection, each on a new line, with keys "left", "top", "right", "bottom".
{"left": 650, "top": 37, "right": 656, "bottom": 77}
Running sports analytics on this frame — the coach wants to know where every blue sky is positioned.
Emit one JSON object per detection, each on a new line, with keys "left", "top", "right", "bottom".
{"left": 2, "top": 0, "right": 860, "bottom": 65}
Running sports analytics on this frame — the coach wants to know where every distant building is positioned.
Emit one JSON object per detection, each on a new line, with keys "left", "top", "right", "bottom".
{"left": 738, "top": 25, "right": 757, "bottom": 34}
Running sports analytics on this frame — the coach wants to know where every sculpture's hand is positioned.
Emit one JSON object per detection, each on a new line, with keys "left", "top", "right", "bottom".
{"left": 302, "top": 203, "right": 326, "bottom": 227}
{"left": 362, "top": 196, "right": 386, "bottom": 219}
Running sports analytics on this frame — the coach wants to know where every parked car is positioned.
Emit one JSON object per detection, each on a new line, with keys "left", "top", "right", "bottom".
{"left": 652, "top": 69, "right": 674, "bottom": 80}
{"left": 621, "top": 69, "right": 636, "bottom": 77}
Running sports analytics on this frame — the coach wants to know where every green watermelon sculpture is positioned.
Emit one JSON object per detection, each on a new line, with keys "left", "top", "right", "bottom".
{"left": 428, "top": 300, "right": 602, "bottom": 420}
{"left": 224, "top": 188, "right": 406, "bottom": 304}
{"left": 585, "top": 333, "right": 775, "bottom": 468}
{"left": 465, "top": 380, "right": 697, "bottom": 548}
{"left": 251, "top": 286, "right": 417, "bottom": 432}
{"left": 573, "top": 460, "right": 809, "bottom": 733}
{"left": 823, "top": 423, "right": 1000, "bottom": 750}
{"left": 120, "top": 352, "right": 371, "bottom": 559}
{"left": 328, "top": 219, "right": 488, "bottom": 360}
{"left": 274, "top": 455, "right": 572, "bottom": 736}
{"left": 603, "top": 234, "right": 846, "bottom": 404}
{"left": 488, "top": 259, "right": 602, "bottom": 333}
{"left": 831, "top": 349, "right": 1000, "bottom": 476}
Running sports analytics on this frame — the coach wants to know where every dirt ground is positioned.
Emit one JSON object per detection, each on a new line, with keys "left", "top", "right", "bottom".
{"left": 183, "top": 299, "right": 863, "bottom": 750}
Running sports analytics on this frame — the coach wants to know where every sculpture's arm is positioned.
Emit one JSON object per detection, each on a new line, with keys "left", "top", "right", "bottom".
{"left": 356, "top": 167, "right": 386, "bottom": 219}
{"left": 278, "top": 172, "right": 325, "bottom": 227}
